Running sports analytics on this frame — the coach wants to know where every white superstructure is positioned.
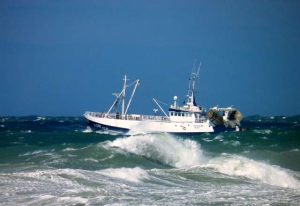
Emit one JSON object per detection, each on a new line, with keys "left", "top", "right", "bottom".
{"left": 84, "top": 68, "right": 242, "bottom": 135}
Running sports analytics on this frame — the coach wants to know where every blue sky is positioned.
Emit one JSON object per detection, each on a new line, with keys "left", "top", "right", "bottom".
{"left": 1, "top": 0, "right": 300, "bottom": 116}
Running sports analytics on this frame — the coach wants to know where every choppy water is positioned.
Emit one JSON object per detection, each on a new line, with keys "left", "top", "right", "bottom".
{"left": 0, "top": 115, "right": 300, "bottom": 205}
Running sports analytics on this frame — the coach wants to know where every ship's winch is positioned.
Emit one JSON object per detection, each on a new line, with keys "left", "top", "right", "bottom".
{"left": 207, "top": 107, "right": 243, "bottom": 129}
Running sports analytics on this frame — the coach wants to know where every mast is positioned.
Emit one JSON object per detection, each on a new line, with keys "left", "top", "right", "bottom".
{"left": 187, "top": 63, "right": 201, "bottom": 106}
{"left": 106, "top": 75, "right": 140, "bottom": 116}
{"left": 121, "top": 75, "right": 127, "bottom": 117}
{"left": 106, "top": 89, "right": 124, "bottom": 116}
{"left": 125, "top": 79, "right": 140, "bottom": 115}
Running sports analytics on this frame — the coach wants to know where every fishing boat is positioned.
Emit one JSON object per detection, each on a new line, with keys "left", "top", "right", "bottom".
{"left": 84, "top": 69, "right": 242, "bottom": 135}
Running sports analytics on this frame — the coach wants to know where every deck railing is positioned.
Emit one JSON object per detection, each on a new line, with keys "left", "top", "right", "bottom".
{"left": 84, "top": 111, "right": 208, "bottom": 123}
{"left": 85, "top": 112, "right": 170, "bottom": 122}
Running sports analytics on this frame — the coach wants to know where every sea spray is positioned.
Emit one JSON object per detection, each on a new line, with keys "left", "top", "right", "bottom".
{"left": 108, "top": 133, "right": 300, "bottom": 189}
{"left": 107, "top": 133, "right": 205, "bottom": 168}
{"left": 201, "top": 154, "right": 300, "bottom": 189}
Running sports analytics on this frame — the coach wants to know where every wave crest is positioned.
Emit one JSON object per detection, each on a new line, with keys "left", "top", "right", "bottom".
{"left": 107, "top": 133, "right": 300, "bottom": 189}
{"left": 107, "top": 133, "right": 205, "bottom": 168}
{"left": 202, "top": 154, "right": 300, "bottom": 189}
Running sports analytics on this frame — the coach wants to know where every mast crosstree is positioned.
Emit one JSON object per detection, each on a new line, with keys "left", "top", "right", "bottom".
{"left": 106, "top": 75, "right": 140, "bottom": 118}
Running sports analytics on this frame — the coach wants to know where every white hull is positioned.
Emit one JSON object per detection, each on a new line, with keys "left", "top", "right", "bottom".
{"left": 84, "top": 112, "right": 214, "bottom": 134}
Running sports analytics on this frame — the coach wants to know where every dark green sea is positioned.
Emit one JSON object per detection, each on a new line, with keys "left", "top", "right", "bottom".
{"left": 0, "top": 116, "right": 300, "bottom": 205}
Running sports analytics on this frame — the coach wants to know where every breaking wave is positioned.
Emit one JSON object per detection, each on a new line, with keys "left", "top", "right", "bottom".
{"left": 201, "top": 154, "right": 300, "bottom": 188}
{"left": 107, "top": 133, "right": 205, "bottom": 168}
{"left": 107, "top": 133, "right": 300, "bottom": 189}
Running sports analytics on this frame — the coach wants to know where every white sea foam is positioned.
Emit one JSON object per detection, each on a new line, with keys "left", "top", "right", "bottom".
{"left": 108, "top": 133, "right": 300, "bottom": 189}
{"left": 84, "top": 158, "right": 99, "bottom": 163}
{"left": 38, "top": 194, "right": 55, "bottom": 200}
{"left": 22, "top": 130, "right": 32, "bottom": 133}
{"left": 19, "top": 150, "right": 44, "bottom": 157}
{"left": 81, "top": 126, "right": 121, "bottom": 135}
{"left": 98, "top": 154, "right": 115, "bottom": 162}
{"left": 254, "top": 129, "right": 272, "bottom": 135}
{"left": 202, "top": 155, "right": 300, "bottom": 189}
{"left": 10, "top": 169, "right": 87, "bottom": 185}
{"left": 107, "top": 133, "right": 205, "bottom": 168}
{"left": 223, "top": 140, "right": 240, "bottom": 146}
{"left": 96, "top": 130, "right": 120, "bottom": 136}
{"left": 97, "top": 167, "right": 149, "bottom": 183}
{"left": 57, "top": 196, "right": 88, "bottom": 205}
{"left": 34, "top": 116, "right": 46, "bottom": 121}
{"left": 214, "top": 135, "right": 224, "bottom": 141}
{"left": 1, "top": 169, "right": 85, "bottom": 194}
{"left": 230, "top": 140, "right": 240, "bottom": 146}
{"left": 202, "top": 137, "right": 213, "bottom": 142}
{"left": 62, "top": 147, "right": 77, "bottom": 152}
{"left": 82, "top": 126, "right": 93, "bottom": 133}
